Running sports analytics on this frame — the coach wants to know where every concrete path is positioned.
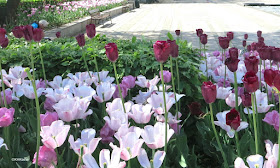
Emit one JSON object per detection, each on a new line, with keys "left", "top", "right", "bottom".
{"left": 96, "top": 2, "right": 280, "bottom": 51}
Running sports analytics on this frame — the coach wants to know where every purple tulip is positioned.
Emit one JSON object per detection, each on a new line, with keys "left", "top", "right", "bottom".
{"left": 40, "top": 112, "right": 59, "bottom": 126}
{"left": 22, "top": 25, "right": 34, "bottom": 41}
{"left": 218, "top": 37, "right": 230, "bottom": 49}
{"left": 175, "top": 30, "right": 180, "bottom": 36}
{"left": 167, "top": 39, "right": 179, "bottom": 58}
{"left": 100, "top": 122, "right": 115, "bottom": 144}
{"left": 257, "top": 30, "right": 262, "bottom": 37}
{"left": 159, "top": 70, "right": 172, "bottom": 83}
{"left": 244, "top": 56, "right": 259, "bottom": 73}
{"left": 244, "top": 33, "right": 248, "bottom": 40}
{"left": 122, "top": 75, "right": 136, "bottom": 89}
{"left": 1, "top": 38, "right": 9, "bottom": 48}
{"left": 200, "top": 34, "right": 208, "bottom": 45}
{"left": 227, "top": 32, "right": 234, "bottom": 41}
{"left": 56, "top": 31, "right": 61, "bottom": 38}
{"left": 0, "top": 28, "right": 6, "bottom": 44}
{"left": 196, "top": 29, "right": 203, "bottom": 37}
{"left": 201, "top": 81, "right": 217, "bottom": 104}
{"left": 12, "top": 26, "right": 24, "bottom": 39}
{"left": 75, "top": 34, "right": 85, "bottom": 47}
{"left": 33, "top": 28, "right": 44, "bottom": 42}
{"left": 86, "top": 24, "right": 96, "bottom": 39}
{"left": 105, "top": 43, "right": 119, "bottom": 62}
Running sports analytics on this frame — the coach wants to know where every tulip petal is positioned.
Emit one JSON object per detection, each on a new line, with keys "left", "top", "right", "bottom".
{"left": 137, "top": 148, "right": 150, "bottom": 168}
{"left": 153, "top": 150, "right": 166, "bottom": 168}
{"left": 83, "top": 154, "right": 100, "bottom": 168}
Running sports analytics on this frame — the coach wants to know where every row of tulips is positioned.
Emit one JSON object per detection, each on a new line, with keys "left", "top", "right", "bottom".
{"left": 196, "top": 28, "right": 280, "bottom": 167}
{"left": 0, "top": 24, "right": 187, "bottom": 168}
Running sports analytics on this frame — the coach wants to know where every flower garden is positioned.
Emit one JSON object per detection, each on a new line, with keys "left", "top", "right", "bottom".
{"left": 0, "top": 19, "right": 279, "bottom": 168}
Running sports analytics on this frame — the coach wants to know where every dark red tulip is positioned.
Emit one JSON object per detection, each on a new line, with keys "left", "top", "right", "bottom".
{"left": 56, "top": 31, "right": 61, "bottom": 38}
{"left": 229, "top": 47, "right": 239, "bottom": 60}
{"left": 218, "top": 37, "right": 230, "bottom": 49}
{"left": 244, "top": 34, "right": 248, "bottom": 40}
{"left": 167, "top": 39, "right": 178, "bottom": 58}
{"left": 200, "top": 34, "right": 207, "bottom": 45}
{"left": 0, "top": 28, "right": 6, "bottom": 44}
{"left": 264, "top": 69, "right": 278, "bottom": 87}
{"left": 33, "top": 28, "right": 44, "bottom": 42}
{"left": 105, "top": 43, "right": 119, "bottom": 62}
{"left": 86, "top": 24, "right": 96, "bottom": 39}
{"left": 242, "top": 40, "right": 246, "bottom": 47}
{"left": 256, "top": 42, "right": 265, "bottom": 50}
{"left": 75, "top": 34, "right": 85, "bottom": 47}
{"left": 273, "top": 73, "right": 280, "bottom": 91}
{"left": 175, "top": 30, "right": 180, "bottom": 36}
{"left": 227, "top": 32, "right": 234, "bottom": 41}
{"left": 201, "top": 81, "right": 217, "bottom": 104}
{"left": 226, "top": 108, "right": 240, "bottom": 130}
{"left": 251, "top": 42, "right": 257, "bottom": 51}
{"left": 258, "top": 37, "right": 264, "bottom": 43}
{"left": 271, "top": 48, "right": 280, "bottom": 62}
{"left": 196, "top": 29, "right": 203, "bottom": 37}
{"left": 257, "top": 30, "right": 262, "bottom": 38}
{"left": 188, "top": 102, "right": 203, "bottom": 116}
{"left": 153, "top": 41, "right": 171, "bottom": 63}
{"left": 243, "top": 71, "right": 259, "bottom": 93}
{"left": 1, "top": 37, "right": 9, "bottom": 48}
{"left": 244, "top": 56, "right": 259, "bottom": 73}
{"left": 225, "top": 57, "right": 240, "bottom": 72}
{"left": 22, "top": 25, "right": 34, "bottom": 41}
{"left": 257, "top": 46, "right": 271, "bottom": 60}
{"left": 241, "top": 91, "right": 252, "bottom": 107}
{"left": 12, "top": 26, "right": 23, "bottom": 38}
{"left": 247, "top": 45, "right": 251, "bottom": 52}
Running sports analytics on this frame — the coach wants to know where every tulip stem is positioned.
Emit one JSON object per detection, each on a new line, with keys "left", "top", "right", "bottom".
{"left": 209, "top": 103, "right": 229, "bottom": 168}
{"left": 224, "top": 49, "right": 227, "bottom": 88}
{"left": 277, "top": 94, "right": 280, "bottom": 168}
{"left": 82, "top": 48, "right": 91, "bottom": 78}
{"left": 175, "top": 58, "right": 181, "bottom": 115}
{"left": 259, "top": 59, "right": 262, "bottom": 91}
{"left": 235, "top": 132, "right": 241, "bottom": 157}
{"left": 251, "top": 92, "right": 259, "bottom": 154}
{"left": 113, "top": 62, "right": 126, "bottom": 113}
{"left": 94, "top": 55, "right": 101, "bottom": 83}
{"left": 204, "top": 45, "right": 208, "bottom": 80}
{"left": 264, "top": 63, "right": 269, "bottom": 104}
{"left": 234, "top": 72, "right": 238, "bottom": 110}
{"left": 170, "top": 56, "right": 179, "bottom": 133}
{"left": 160, "top": 63, "right": 168, "bottom": 168}
{"left": 37, "top": 43, "right": 47, "bottom": 87}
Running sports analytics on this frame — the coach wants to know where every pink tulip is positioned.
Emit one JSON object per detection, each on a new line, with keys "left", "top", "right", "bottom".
{"left": 0, "top": 89, "right": 12, "bottom": 106}
{"left": 33, "top": 145, "right": 57, "bottom": 168}
{"left": 0, "top": 107, "right": 15, "bottom": 127}
{"left": 225, "top": 93, "right": 242, "bottom": 108}
{"left": 0, "top": 137, "right": 8, "bottom": 150}
{"left": 93, "top": 82, "right": 116, "bottom": 103}
{"left": 40, "top": 120, "right": 70, "bottom": 149}
{"left": 147, "top": 92, "right": 175, "bottom": 115}
{"left": 112, "top": 84, "right": 128, "bottom": 99}
{"left": 137, "top": 149, "right": 165, "bottom": 168}
{"left": 263, "top": 110, "right": 279, "bottom": 131}
{"left": 121, "top": 75, "right": 136, "bottom": 89}
{"left": 40, "top": 112, "right": 59, "bottom": 126}
{"left": 128, "top": 104, "right": 154, "bottom": 124}
{"left": 44, "top": 97, "right": 56, "bottom": 112}
{"left": 159, "top": 70, "right": 172, "bottom": 83}
{"left": 68, "top": 128, "right": 101, "bottom": 155}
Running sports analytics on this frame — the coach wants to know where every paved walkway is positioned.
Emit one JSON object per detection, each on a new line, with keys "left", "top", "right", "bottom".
{"left": 96, "top": 1, "right": 280, "bottom": 51}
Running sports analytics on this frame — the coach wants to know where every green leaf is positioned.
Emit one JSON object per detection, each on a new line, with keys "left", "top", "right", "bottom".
{"left": 167, "top": 32, "right": 174, "bottom": 40}
{"left": 132, "top": 36, "right": 137, "bottom": 43}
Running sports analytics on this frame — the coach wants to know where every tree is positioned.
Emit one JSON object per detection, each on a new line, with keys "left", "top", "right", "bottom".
{"left": 0, "top": 0, "right": 21, "bottom": 27}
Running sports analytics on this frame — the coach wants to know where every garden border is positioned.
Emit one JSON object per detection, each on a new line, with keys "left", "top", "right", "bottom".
{"left": 44, "top": 3, "right": 134, "bottom": 39}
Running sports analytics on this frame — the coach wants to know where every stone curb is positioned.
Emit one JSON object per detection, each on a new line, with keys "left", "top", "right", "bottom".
{"left": 45, "top": 3, "right": 134, "bottom": 39}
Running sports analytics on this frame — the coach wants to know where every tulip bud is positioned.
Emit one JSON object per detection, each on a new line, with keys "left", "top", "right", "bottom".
{"left": 153, "top": 41, "right": 171, "bottom": 63}
{"left": 227, "top": 32, "right": 234, "bottom": 41}
{"left": 105, "top": 43, "right": 119, "bottom": 62}
{"left": 86, "top": 24, "right": 96, "bottom": 39}
{"left": 257, "top": 30, "right": 262, "bottom": 37}
{"left": 244, "top": 34, "right": 248, "bottom": 40}
{"left": 56, "top": 31, "right": 61, "bottom": 38}
{"left": 242, "top": 40, "right": 246, "bottom": 47}
{"left": 218, "top": 37, "right": 230, "bottom": 49}
{"left": 201, "top": 81, "right": 217, "bottom": 104}
{"left": 22, "top": 25, "right": 34, "bottom": 41}
{"left": 241, "top": 91, "right": 252, "bottom": 107}
{"left": 0, "top": 28, "right": 6, "bottom": 44}
{"left": 251, "top": 42, "right": 257, "bottom": 51}
{"left": 167, "top": 39, "right": 179, "bottom": 58}
{"left": 75, "top": 34, "right": 85, "bottom": 47}
{"left": 225, "top": 57, "right": 240, "bottom": 72}
{"left": 1, "top": 37, "right": 9, "bottom": 48}
{"left": 229, "top": 47, "right": 239, "bottom": 60}
{"left": 242, "top": 71, "right": 259, "bottom": 93}
{"left": 244, "top": 56, "right": 259, "bottom": 74}
{"left": 12, "top": 26, "right": 24, "bottom": 38}
{"left": 196, "top": 29, "right": 203, "bottom": 37}
{"left": 175, "top": 30, "right": 180, "bottom": 36}
{"left": 33, "top": 28, "right": 44, "bottom": 42}
{"left": 159, "top": 70, "right": 172, "bottom": 83}
{"left": 226, "top": 108, "right": 240, "bottom": 130}
{"left": 258, "top": 37, "right": 264, "bottom": 43}
{"left": 247, "top": 45, "right": 251, "bottom": 52}
{"left": 200, "top": 34, "right": 208, "bottom": 45}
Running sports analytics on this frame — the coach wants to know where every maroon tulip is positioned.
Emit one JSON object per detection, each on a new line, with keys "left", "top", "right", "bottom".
{"left": 264, "top": 69, "right": 278, "bottom": 87}
{"left": 167, "top": 39, "right": 178, "bottom": 58}
{"left": 257, "top": 46, "right": 271, "bottom": 60}
{"left": 12, "top": 26, "right": 24, "bottom": 39}
{"left": 86, "top": 24, "right": 96, "bottom": 39}
{"left": 244, "top": 56, "right": 259, "bottom": 73}
{"left": 225, "top": 57, "right": 240, "bottom": 72}
{"left": 105, "top": 43, "right": 118, "bottom": 62}
{"left": 258, "top": 37, "right": 264, "bottom": 43}
{"left": 153, "top": 41, "right": 171, "bottom": 63}
{"left": 75, "top": 34, "right": 85, "bottom": 47}
{"left": 201, "top": 81, "right": 217, "bottom": 104}
{"left": 242, "top": 40, "right": 246, "bottom": 47}
{"left": 226, "top": 108, "right": 240, "bottom": 130}
{"left": 243, "top": 71, "right": 259, "bottom": 93}
{"left": 0, "top": 28, "right": 6, "bottom": 44}
{"left": 188, "top": 102, "right": 203, "bottom": 116}
{"left": 175, "top": 30, "right": 180, "bottom": 36}
{"left": 251, "top": 42, "right": 257, "bottom": 51}
{"left": 244, "top": 34, "right": 248, "bottom": 40}
{"left": 22, "top": 25, "right": 34, "bottom": 41}
{"left": 200, "top": 34, "right": 208, "bottom": 45}
{"left": 257, "top": 30, "right": 262, "bottom": 37}
{"left": 271, "top": 48, "right": 280, "bottom": 62}
{"left": 56, "top": 31, "right": 61, "bottom": 38}
{"left": 229, "top": 47, "right": 239, "bottom": 60}
{"left": 247, "top": 45, "right": 251, "bottom": 52}
{"left": 273, "top": 73, "right": 280, "bottom": 91}
{"left": 256, "top": 42, "right": 265, "bottom": 50}
{"left": 241, "top": 91, "right": 252, "bottom": 107}
{"left": 218, "top": 37, "right": 230, "bottom": 49}
{"left": 227, "top": 32, "right": 234, "bottom": 41}
{"left": 196, "top": 29, "right": 203, "bottom": 37}
{"left": 1, "top": 38, "right": 9, "bottom": 48}
{"left": 33, "top": 28, "right": 44, "bottom": 42}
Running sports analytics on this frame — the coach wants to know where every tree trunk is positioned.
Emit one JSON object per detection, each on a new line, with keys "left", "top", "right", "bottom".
{"left": 0, "top": 0, "right": 21, "bottom": 26}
